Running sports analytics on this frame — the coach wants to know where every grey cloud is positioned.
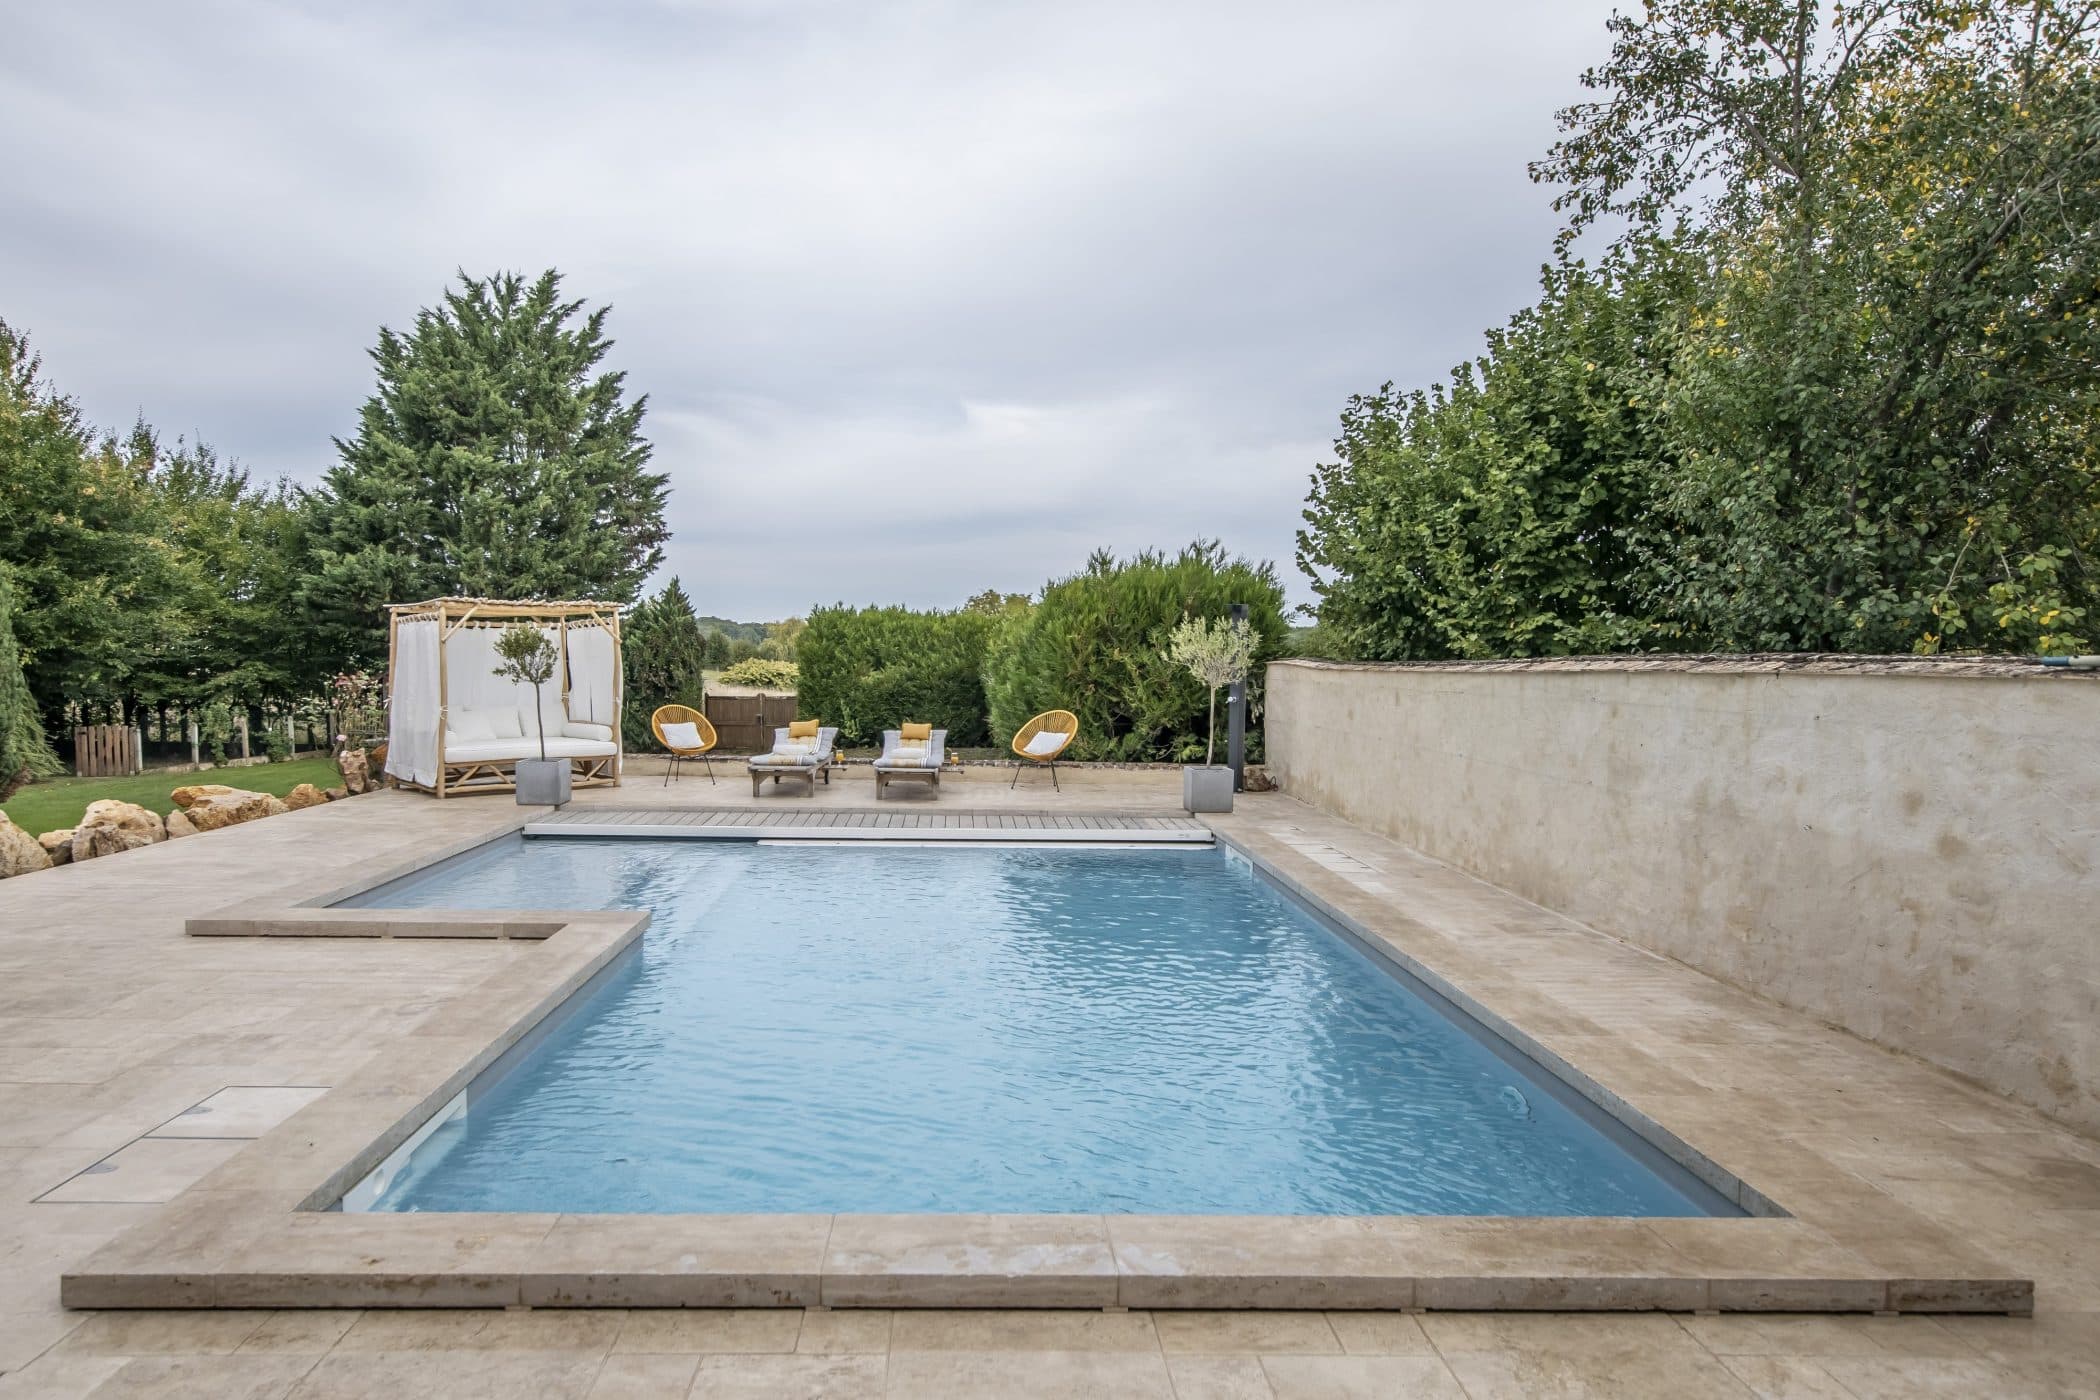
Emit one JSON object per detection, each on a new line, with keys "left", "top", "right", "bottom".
{"left": 3, "top": 0, "right": 1620, "bottom": 617}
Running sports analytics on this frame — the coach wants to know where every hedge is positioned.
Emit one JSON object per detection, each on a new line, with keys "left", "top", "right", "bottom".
{"left": 983, "top": 542, "right": 1287, "bottom": 762}
{"left": 795, "top": 605, "right": 1000, "bottom": 747}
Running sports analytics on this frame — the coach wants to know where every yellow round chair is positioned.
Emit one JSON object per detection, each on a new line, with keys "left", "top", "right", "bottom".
{"left": 650, "top": 704, "right": 718, "bottom": 786}
{"left": 1009, "top": 709, "right": 1078, "bottom": 790}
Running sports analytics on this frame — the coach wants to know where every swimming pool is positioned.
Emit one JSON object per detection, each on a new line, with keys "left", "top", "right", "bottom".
{"left": 340, "top": 838, "right": 1736, "bottom": 1217}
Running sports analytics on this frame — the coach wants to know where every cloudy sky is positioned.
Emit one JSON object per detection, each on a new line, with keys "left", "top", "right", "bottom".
{"left": 6, "top": 0, "right": 1619, "bottom": 620}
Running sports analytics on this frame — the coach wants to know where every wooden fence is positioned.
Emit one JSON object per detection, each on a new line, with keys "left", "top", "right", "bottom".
{"left": 73, "top": 724, "right": 142, "bottom": 778}
{"left": 703, "top": 692, "right": 798, "bottom": 753}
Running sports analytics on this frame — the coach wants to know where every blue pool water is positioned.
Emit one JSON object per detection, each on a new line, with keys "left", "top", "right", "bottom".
{"left": 343, "top": 838, "right": 1733, "bottom": 1216}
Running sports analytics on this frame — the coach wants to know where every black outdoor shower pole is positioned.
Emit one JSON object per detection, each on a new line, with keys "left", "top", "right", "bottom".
{"left": 1227, "top": 602, "right": 1247, "bottom": 791}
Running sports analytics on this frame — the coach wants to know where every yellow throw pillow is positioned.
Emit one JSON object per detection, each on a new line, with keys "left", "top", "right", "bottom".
{"left": 788, "top": 719, "right": 819, "bottom": 740}
{"left": 901, "top": 722, "right": 932, "bottom": 742}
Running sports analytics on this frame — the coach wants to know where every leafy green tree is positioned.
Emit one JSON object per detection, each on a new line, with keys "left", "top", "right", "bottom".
{"left": 797, "top": 604, "right": 1000, "bottom": 746}
{"left": 0, "top": 325, "right": 182, "bottom": 729}
{"left": 1298, "top": 252, "right": 1689, "bottom": 659}
{"left": 701, "top": 631, "right": 733, "bottom": 669}
{"left": 0, "top": 568, "right": 60, "bottom": 800}
{"left": 621, "top": 577, "right": 710, "bottom": 747}
{"left": 1535, "top": 0, "right": 2100, "bottom": 652}
{"left": 984, "top": 542, "right": 1287, "bottom": 761}
{"left": 754, "top": 618, "right": 805, "bottom": 662}
{"left": 304, "top": 270, "right": 670, "bottom": 665}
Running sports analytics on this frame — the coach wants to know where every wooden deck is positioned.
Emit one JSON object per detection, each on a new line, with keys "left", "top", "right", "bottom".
{"left": 522, "top": 807, "right": 1212, "bottom": 842}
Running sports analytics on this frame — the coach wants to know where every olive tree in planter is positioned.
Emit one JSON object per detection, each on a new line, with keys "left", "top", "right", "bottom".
{"left": 1165, "top": 614, "right": 1255, "bottom": 814}
{"left": 492, "top": 624, "right": 567, "bottom": 806}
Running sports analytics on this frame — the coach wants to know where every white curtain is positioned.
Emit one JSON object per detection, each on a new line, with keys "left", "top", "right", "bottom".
{"left": 566, "top": 623, "right": 618, "bottom": 727}
{"left": 385, "top": 619, "right": 442, "bottom": 787}
{"left": 446, "top": 624, "right": 567, "bottom": 742}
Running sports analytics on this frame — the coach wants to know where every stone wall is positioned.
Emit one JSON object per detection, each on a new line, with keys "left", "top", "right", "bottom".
{"left": 1265, "top": 656, "right": 2100, "bottom": 1134}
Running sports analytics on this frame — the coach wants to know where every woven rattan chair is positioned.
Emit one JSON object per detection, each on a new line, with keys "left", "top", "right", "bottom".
{"left": 650, "top": 704, "right": 718, "bottom": 786}
{"left": 1009, "top": 709, "right": 1078, "bottom": 790}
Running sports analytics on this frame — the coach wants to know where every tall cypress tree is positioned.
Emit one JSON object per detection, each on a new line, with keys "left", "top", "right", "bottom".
{"left": 304, "top": 270, "right": 671, "bottom": 665}
{"left": 0, "top": 569, "right": 61, "bottom": 802}
{"left": 621, "top": 576, "right": 710, "bottom": 747}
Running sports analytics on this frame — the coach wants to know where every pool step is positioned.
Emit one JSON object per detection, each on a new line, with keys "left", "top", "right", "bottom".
{"left": 522, "top": 808, "right": 1213, "bottom": 844}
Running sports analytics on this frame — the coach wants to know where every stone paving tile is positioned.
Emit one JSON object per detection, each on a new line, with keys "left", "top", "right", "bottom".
{"left": 83, "top": 1353, "right": 318, "bottom": 1400}
{"left": 1437, "top": 1347, "right": 1759, "bottom": 1399}
{"left": 36, "top": 1139, "right": 247, "bottom": 1206}
{"left": 333, "top": 1309, "right": 622, "bottom": 1354}
{"left": 880, "top": 1348, "right": 1173, "bottom": 1398}
{"left": 52, "top": 1309, "right": 270, "bottom": 1356}
{"left": 582, "top": 1354, "right": 698, "bottom": 1399}
{"left": 687, "top": 1352, "right": 885, "bottom": 1398}
{"left": 233, "top": 1312, "right": 361, "bottom": 1355}
{"left": 145, "top": 1088, "right": 330, "bottom": 1140}
{"left": 0, "top": 1354, "right": 125, "bottom": 1400}
{"left": 283, "top": 1351, "right": 604, "bottom": 1400}
{"left": 1259, "top": 1354, "right": 1469, "bottom": 1399}
{"left": 612, "top": 1310, "right": 802, "bottom": 1355}
{"left": 886, "top": 1308, "right": 1158, "bottom": 1352}
{"left": 792, "top": 1310, "right": 892, "bottom": 1354}
{"left": 1714, "top": 1354, "right": 1857, "bottom": 1399}
{"left": 1319, "top": 1312, "right": 1434, "bottom": 1355}
{"left": 1152, "top": 1311, "right": 1341, "bottom": 1355}
{"left": 1164, "top": 1355, "right": 1275, "bottom": 1400}
{"left": 1816, "top": 1354, "right": 2064, "bottom": 1398}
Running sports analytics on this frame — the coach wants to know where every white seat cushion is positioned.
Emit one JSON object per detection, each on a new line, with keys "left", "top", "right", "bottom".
{"left": 564, "top": 721, "right": 615, "bottom": 743}
{"left": 1024, "top": 730, "right": 1068, "bottom": 756}
{"left": 443, "top": 737, "right": 617, "bottom": 763}
{"left": 488, "top": 710, "right": 526, "bottom": 740}
{"left": 661, "top": 721, "right": 702, "bottom": 750}
{"left": 446, "top": 710, "right": 495, "bottom": 743}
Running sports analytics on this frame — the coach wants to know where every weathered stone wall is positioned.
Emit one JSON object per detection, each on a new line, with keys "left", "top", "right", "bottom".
{"left": 1265, "top": 656, "right": 2100, "bottom": 1134}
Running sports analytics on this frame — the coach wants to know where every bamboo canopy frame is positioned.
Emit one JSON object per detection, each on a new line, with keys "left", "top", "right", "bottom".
{"left": 385, "top": 597, "right": 626, "bottom": 797}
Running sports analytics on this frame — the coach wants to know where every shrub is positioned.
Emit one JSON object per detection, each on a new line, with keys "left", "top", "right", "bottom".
{"left": 795, "top": 606, "right": 1001, "bottom": 746}
{"left": 622, "top": 578, "right": 709, "bottom": 748}
{"left": 983, "top": 542, "right": 1287, "bottom": 762}
{"left": 716, "top": 657, "right": 800, "bottom": 690}
{"left": 0, "top": 569, "right": 60, "bottom": 800}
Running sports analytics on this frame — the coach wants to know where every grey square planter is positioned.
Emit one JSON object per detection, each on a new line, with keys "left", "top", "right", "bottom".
{"left": 1182, "top": 763, "right": 1234, "bottom": 814}
{"left": 515, "top": 757, "right": 572, "bottom": 807}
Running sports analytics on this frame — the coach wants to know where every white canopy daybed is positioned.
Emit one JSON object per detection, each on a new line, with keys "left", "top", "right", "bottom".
{"left": 384, "top": 597, "right": 624, "bottom": 797}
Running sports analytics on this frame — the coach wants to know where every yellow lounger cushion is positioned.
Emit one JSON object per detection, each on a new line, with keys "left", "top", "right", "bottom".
{"left": 900, "top": 722, "right": 932, "bottom": 742}
{"left": 788, "top": 719, "right": 819, "bottom": 740}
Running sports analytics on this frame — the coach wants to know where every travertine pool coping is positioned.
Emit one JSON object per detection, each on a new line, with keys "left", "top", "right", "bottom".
{"left": 61, "top": 816, "right": 2033, "bottom": 1314}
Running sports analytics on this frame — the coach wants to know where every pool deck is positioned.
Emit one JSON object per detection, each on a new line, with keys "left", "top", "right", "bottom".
{"left": 0, "top": 768, "right": 2095, "bottom": 1395}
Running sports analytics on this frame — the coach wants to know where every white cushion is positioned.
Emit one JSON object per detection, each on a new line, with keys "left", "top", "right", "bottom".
{"left": 489, "top": 710, "right": 526, "bottom": 740}
{"left": 447, "top": 711, "right": 495, "bottom": 742}
{"left": 564, "top": 721, "right": 615, "bottom": 743}
{"left": 661, "top": 721, "right": 702, "bottom": 750}
{"left": 1024, "top": 730, "right": 1067, "bottom": 756}
{"left": 444, "top": 736, "right": 618, "bottom": 762}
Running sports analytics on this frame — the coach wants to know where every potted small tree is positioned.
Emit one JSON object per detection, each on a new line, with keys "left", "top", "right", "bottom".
{"left": 492, "top": 624, "right": 567, "bottom": 806}
{"left": 1166, "top": 613, "right": 1255, "bottom": 814}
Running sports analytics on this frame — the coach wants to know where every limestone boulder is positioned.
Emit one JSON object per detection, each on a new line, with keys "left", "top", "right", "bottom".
{"left": 323, "top": 787, "right": 348, "bottom": 803}
{"left": 37, "top": 829, "right": 74, "bottom": 866}
{"left": 283, "top": 783, "right": 328, "bottom": 811}
{"left": 165, "top": 810, "right": 199, "bottom": 839}
{"left": 340, "top": 749, "right": 371, "bottom": 795}
{"left": 0, "top": 812, "right": 53, "bottom": 877}
{"left": 177, "top": 787, "right": 289, "bottom": 833}
{"left": 70, "top": 800, "right": 166, "bottom": 863}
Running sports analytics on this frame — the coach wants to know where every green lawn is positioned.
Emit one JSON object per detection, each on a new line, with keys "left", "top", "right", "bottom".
{"left": 2, "top": 755, "right": 347, "bottom": 837}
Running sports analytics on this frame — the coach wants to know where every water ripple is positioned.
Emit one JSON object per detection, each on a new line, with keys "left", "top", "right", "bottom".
{"left": 364, "top": 841, "right": 1717, "bottom": 1216}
